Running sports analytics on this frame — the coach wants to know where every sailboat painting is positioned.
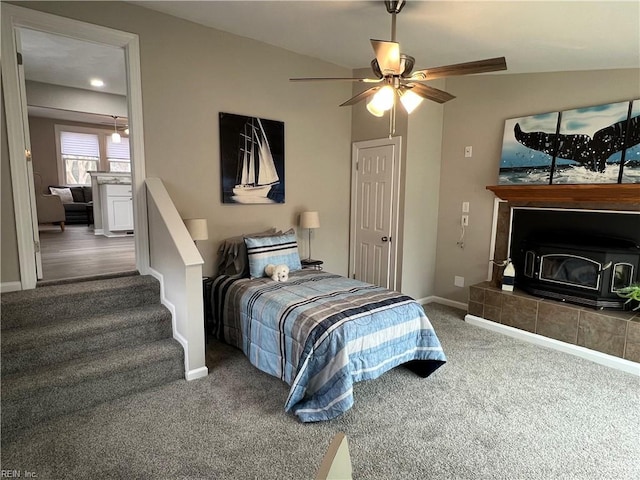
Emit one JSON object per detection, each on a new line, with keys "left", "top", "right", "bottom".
{"left": 219, "top": 112, "right": 285, "bottom": 204}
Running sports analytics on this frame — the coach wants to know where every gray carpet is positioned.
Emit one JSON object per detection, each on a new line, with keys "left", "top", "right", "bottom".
{"left": 2, "top": 303, "right": 638, "bottom": 479}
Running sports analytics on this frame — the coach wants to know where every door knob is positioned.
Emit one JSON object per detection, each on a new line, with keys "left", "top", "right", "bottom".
{"left": 381, "top": 236, "right": 389, "bottom": 242}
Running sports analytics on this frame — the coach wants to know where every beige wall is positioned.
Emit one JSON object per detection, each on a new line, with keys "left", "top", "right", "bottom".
{"left": 436, "top": 68, "right": 640, "bottom": 303}
{"left": 28, "top": 116, "right": 116, "bottom": 190}
{"left": 1, "top": 80, "right": 21, "bottom": 285}
{"left": 28, "top": 116, "right": 59, "bottom": 190}
{"left": 11, "top": 1, "right": 354, "bottom": 278}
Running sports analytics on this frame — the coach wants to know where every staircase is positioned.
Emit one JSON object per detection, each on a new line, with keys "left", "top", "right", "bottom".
{"left": 1, "top": 274, "right": 184, "bottom": 439}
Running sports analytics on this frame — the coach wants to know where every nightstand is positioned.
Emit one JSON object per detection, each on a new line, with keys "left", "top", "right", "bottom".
{"left": 202, "top": 276, "right": 214, "bottom": 335}
{"left": 301, "top": 259, "right": 323, "bottom": 270}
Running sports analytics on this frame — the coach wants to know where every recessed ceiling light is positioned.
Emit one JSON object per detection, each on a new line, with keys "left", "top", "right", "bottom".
{"left": 90, "top": 78, "right": 104, "bottom": 87}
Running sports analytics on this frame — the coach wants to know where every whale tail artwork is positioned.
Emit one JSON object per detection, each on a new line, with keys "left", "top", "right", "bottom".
{"left": 514, "top": 114, "right": 640, "bottom": 173}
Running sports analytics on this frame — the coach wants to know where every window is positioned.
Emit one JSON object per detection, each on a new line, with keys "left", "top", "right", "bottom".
{"left": 60, "top": 131, "right": 100, "bottom": 185}
{"left": 107, "top": 136, "right": 131, "bottom": 173}
{"left": 55, "top": 125, "right": 130, "bottom": 185}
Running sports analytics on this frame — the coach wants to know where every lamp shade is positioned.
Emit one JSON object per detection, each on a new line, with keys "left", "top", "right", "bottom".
{"left": 184, "top": 218, "right": 208, "bottom": 241}
{"left": 399, "top": 89, "right": 424, "bottom": 114}
{"left": 299, "top": 211, "right": 320, "bottom": 229}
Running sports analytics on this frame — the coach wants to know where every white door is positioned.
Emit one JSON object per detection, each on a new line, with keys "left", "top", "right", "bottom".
{"left": 15, "top": 29, "right": 44, "bottom": 279}
{"left": 350, "top": 138, "right": 401, "bottom": 289}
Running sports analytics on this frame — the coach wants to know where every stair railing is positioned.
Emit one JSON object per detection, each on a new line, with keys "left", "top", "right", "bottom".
{"left": 145, "top": 177, "right": 208, "bottom": 380}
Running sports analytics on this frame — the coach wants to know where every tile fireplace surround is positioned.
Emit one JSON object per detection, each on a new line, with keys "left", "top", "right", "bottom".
{"left": 468, "top": 281, "right": 640, "bottom": 363}
{"left": 470, "top": 184, "right": 640, "bottom": 364}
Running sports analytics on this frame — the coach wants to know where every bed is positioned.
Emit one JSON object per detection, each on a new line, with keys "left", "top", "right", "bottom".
{"left": 209, "top": 230, "right": 447, "bottom": 422}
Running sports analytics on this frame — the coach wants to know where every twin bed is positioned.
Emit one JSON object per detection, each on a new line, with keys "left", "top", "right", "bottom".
{"left": 209, "top": 229, "right": 446, "bottom": 422}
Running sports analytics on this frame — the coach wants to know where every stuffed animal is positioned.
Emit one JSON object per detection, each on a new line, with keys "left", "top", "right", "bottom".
{"left": 264, "top": 263, "right": 289, "bottom": 282}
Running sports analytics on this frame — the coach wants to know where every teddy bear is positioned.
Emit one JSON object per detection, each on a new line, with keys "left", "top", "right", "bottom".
{"left": 264, "top": 263, "right": 289, "bottom": 282}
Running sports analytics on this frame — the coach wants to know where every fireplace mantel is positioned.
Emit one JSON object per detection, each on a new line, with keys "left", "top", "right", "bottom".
{"left": 486, "top": 184, "right": 640, "bottom": 204}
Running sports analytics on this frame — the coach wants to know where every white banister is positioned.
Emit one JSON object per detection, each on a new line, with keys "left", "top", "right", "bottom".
{"left": 145, "top": 177, "right": 208, "bottom": 381}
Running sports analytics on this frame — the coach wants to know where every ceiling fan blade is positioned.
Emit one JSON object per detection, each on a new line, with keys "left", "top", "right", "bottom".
{"left": 406, "top": 83, "right": 455, "bottom": 104}
{"left": 410, "top": 57, "right": 507, "bottom": 81}
{"left": 370, "top": 39, "right": 401, "bottom": 75}
{"left": 339, "top": 87, "right": 380, "bottom": 107}
{"left": 290, "top": 77, "right": 382, "bottom": 83}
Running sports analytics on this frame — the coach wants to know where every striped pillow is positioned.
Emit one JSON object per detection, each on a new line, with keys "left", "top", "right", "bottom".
{"left": 245, "top": 232, "right": 302, "bottom": 278}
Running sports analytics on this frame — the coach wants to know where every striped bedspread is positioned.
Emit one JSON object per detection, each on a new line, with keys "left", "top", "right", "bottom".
{"left": 211, "top": 269, "right": 446, "bottom": 422}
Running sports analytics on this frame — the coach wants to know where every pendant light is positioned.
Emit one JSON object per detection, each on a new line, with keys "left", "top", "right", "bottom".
{"left": 111, "top": 115, "right": 121, "bottom": 144}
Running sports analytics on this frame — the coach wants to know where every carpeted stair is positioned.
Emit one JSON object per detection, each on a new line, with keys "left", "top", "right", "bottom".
{"left": 1, "top": 274, "right": 184, "bottom": 437}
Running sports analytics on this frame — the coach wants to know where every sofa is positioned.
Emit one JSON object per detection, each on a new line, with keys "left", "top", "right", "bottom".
{"left": 48, "top": 184, "right": 93, "bottom": 225}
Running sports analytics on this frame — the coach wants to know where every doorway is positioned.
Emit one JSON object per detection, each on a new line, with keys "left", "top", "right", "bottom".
{"left": 1, "top": 4, "right": 149, "bottom": 289}
{"left": 349, "top": 137, "right": 402, "bottom": 290}
{"left": 21, "top": 27, "right": 134, "bottom": 282}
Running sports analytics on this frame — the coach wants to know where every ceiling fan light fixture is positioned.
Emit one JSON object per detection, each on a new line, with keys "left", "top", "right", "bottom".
{"left": 369, "top": 85, "right": 395, "bottom": 114}
{"left": 399, "top": 89, "right": 424, "bottom": 114}
{"left": 111, "top": 115, "right": 121, "bottom": 144}
{"left": 366, "top": 97, "right": 385, "bottom": 117}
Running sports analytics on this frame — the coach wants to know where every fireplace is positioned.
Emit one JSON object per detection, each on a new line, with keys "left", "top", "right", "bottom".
{"left": 518, "top": 233, "right": 639, "bottom": 309}
{"left": 468, "top": 187, "right": 640, "bottom": 364}
{"left": 509, "top": 208, "right": 640, "bottom": 310}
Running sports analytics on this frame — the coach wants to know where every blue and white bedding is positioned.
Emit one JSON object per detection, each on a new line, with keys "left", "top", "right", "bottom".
{"left": 211, "top": 269, "right": 446, "bottom": 422}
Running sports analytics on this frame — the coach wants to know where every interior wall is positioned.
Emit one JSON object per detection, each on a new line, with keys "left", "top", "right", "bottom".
{"left": 26, "top": 81, "right": 127, "bottom": 117}
{"left": 11, "top": 1, "right": 354, "bottom": 278}
{"left": 29, "top": 116, "right": 115, "bottom": 189}
{"left": 402, "top": 93, "right": 443, "bottom": 300}
{"left": 436, "top": 68, "right": 640, "bottom": 304}
{"left": 1, "top": 80, "right": 21, "bottom": 285}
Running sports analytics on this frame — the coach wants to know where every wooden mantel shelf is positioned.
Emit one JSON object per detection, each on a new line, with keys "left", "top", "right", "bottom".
{"left": 486, "top": 184, "right": 640, "bottom": 204}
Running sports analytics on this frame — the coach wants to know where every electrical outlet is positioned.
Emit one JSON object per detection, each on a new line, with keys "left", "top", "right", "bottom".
{"left": 454, "top": 276, "right": 465, "bottom": 287}
{"left": 461, "top": 215, "right": 469, "bottom": 226}
{"left": 462, "top": 201, "right": 470, "bottom": 213}
{"left": 464, "top": 146, "right": 473, "bottom": 158}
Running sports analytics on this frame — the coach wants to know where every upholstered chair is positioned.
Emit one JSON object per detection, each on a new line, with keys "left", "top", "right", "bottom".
{"left": 33, "top": 173, "right": 65, "bottom": 231}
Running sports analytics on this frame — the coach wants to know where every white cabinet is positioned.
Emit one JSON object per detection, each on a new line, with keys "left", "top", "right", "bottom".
{"left": 104, "top": 184, "right": 133, "bottom": 234}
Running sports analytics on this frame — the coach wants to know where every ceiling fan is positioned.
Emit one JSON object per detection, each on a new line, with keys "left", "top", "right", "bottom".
{"left": 290, "top": 0, "right": 507, "bottom": 135}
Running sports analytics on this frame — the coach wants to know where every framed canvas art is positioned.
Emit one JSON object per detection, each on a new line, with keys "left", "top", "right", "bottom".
{"left": 553, "top": 100, "right": 630, "bottom": 184}
{"left": 499, "top": 113, "right": 558, "bottom": 185}
{"left": 621, "top": 100, "right": 640, "bottom": 183}
{"left": 498, "top": 99, "right": 639, "bottom": 185}
{"left": 219, "top": 112, "right": 285, "bottom": 204}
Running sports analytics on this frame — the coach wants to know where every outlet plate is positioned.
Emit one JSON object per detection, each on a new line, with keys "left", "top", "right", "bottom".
{"left": 464, "top": 146, "right": 473, "bottom": 158}
{"left": 454, "top": 276, "right": 465, "bottom": 287}
{"left": 461, "top": 215, "right": 469, "bottom": 226}
{"left": 462, "top": 201, "right": 470, "bottom": 213}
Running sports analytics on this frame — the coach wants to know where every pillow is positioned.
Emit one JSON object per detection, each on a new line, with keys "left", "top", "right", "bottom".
{"left": 245, "top": 232, "right": 302, "bottom": 278}
{"left": 49, "top": 187, "right": 74, "bottom": 204}
{"left": 216, "top": 228, "right": 279, "bottom": 277}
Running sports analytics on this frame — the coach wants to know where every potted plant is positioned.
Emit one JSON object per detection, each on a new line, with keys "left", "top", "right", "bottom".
{"left": 616, "top": 283, "right": 640, "bottom": 311}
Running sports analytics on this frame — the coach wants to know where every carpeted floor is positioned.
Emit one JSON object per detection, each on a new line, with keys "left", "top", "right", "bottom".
{"left": 2, "top": 303, "right": 638, "bottom": 479}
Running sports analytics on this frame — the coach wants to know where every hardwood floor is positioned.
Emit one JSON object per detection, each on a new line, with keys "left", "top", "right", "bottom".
{"left": 38, "top": 224, "right": 136, "bottom": 282}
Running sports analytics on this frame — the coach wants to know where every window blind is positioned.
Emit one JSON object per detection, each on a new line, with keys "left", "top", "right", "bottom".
{"left": 107, "top": 136, "right": 130, "bottom": 160}
{"left": 60, "top": 131, "right": 100, "bottom": 157}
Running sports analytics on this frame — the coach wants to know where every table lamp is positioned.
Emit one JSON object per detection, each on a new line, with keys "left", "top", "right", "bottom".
{"left": 299, "top": 211, "right": 320, "bottom": 260}
{"left": 184, "top": 218, "right": 208, "bottom": 246}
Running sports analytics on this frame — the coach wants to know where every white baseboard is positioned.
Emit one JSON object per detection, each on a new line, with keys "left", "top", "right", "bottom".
{"left": 1, "top": 281, "right": 22, "bottom": 293}
{"left": 465, "top": 314, "right": 640, "bottom": 376}
{"left": 186, "top": 366, "right": 209, "bottom": 381}
{"left": 421, "top": 295, "right": 468, "bottom": 311}
{"left": 148, "top": 267, "right": 209, "bottom": 381}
